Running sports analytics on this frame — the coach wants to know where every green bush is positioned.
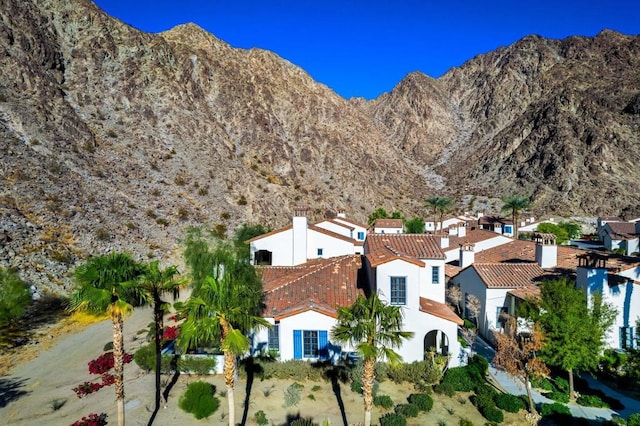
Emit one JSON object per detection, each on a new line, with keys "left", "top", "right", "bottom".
{"left": 380, "top": 412, "right": 407, "bottom": 426}
{"left": 467, "top": 355, "right": 489, "bottom": 376}
{"left": 495, "top": 393, "right": 525, "bottom": 413}
{"left": 387, "top": 360, "right": 445, "bottom": 385}
{"left": 434, "top": 381, "right": 456, "bottom": 397}
{"left": 554, "top": 376, "right": 569, "bottom": 393}
{"left": 133, "top": 344, "right": 173, "bottom": 373}
{"left": 441, "top": 367, "right": 478, "bottom": 392}
{"left": 395, "top": 403, "right": 419, "bottom": 418}
{"left": 473, "top": 385, "right": 498, "bottom": 409}
{"left": 254, "top": 410, "right": 268, "bottom": 426}
{"left": 463, "top": 319, "right": 476, "bottom": 329}
{"left": 482, "top": 405, "right": 504, "bottom": 423}
{"left": 628, "top": 413, "right": 640, "bottom": 426}
{"left": 255, "top": 359, "right": 325, "bottom": 381}
{"left": 547, "top": 391, "right": 569, "bottom": 403}
{"left": 540, "top": 402, "right": 571, "bottom": 417}
{"left": 178, "top": 356, "right": 216, "bottom": 375}
{"left": 178, "top": 381, "right": 219, "bottom": 419}
{"left": 577, "top": 394, "right": 609, "bottom": 408}
{"left": 530, "top": 376, "right": 554, "bottom": 392}
{"left": 374, "top": 395, "right": 394, "bottom": 410}
{"left": 459, "top": 419, "right": 474, "bottom": 426}
{"left": 408, "top": 393, "right": 433, "bottom": 412}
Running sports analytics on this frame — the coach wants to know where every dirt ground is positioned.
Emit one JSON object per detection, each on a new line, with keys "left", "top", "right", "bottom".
{"left": 0, "top": 307, "right": 528, "bottom": 425}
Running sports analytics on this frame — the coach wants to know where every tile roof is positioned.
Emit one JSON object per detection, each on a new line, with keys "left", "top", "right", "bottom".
{"left": 577, "top": 251, "right": 640, "bottom": 272}
{"left": 445, "top": 264, "right": 461, "bottom": 278}
{"left": 260, "top": 255, "right": 364, "bottom": 320}
{"left": 471, "top": 263, "right": 547, "bottom": 289}
{"left": 365, "top": 234, "right": 445, "bottom": 267}
{"left": 507, "top": 284, "right": 541, "bottom": 301}
{"left": 474, "top": 239, "right": 583, "bottom": 271}
{"left": 448, "top": 228, "right": 507, "bottom": 247}
{"left": 320, "top": 219, "right": 354, "bottom": 231}
{"left": 374, "top": 219, "right": 404, "bottom": 228}
{"left": 308, "top": 224, "right": 358, "bottom": 244}
{"left": 419, "top": 297, "right": 464, "bottom": 325}
{"left": 606, "top": 222, "right": 637, "bottom": 240}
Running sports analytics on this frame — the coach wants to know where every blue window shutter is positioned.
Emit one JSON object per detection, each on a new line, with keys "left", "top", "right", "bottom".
{"left": 319, "top": 330, "right": 328, "bottom": 350}
{"left": 293, "top": 330, "right": 302, "bottom": 359}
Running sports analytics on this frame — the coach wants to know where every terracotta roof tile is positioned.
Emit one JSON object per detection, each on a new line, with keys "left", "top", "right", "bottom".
{"left": 374, "top": 219, "right": 404, "bottom": 229}
{"left": 261, "top": 255, "right": 364, "bottom": 320}
{"left": 507, "top": 284, "right": 541, "bottom": 301}
{"left": 606, "top": 222, "right": 637, "bottom": 239}
{"left": 472, "top": 263, "right": 547, "bottom": 289}
{"left": 333, "top": 216, "right": 370, "bottom": 229}
{"left": 419, "top": 297, "right": 463, "bottom": 325}
{"left": 445, "top": 264, "right": 461, "bottom": 278}
{"left": 365, "top": 234, "right": 445, "bottom": 267}
{"left": 448, "top": 228, "right": 507, "bottom": 247}
{"left": 474, "top": 239, "right": 583, "bottom": 270}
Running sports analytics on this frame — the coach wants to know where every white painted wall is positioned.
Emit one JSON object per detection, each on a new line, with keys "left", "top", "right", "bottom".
{"left": 333, "top": 218, "right": 368, "bottom": 242}
{"left": 316, "top": 220, "right": 353, "bottom": 239}
{"left": 250, "top": 229, "right": 294, "bottom": 266}
{"left": 374, "top": 226, "right": 403, "bottom": 234}
{"left": 443, "top": 235, "right": 512, "bottom": 263}
{"left": 307, "top": 229, "right": 356, "bottom": 259}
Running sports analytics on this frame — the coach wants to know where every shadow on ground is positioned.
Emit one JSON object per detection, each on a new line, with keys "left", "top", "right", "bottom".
{"left": 0, "top": 377, "right": 30, "bottom": 408}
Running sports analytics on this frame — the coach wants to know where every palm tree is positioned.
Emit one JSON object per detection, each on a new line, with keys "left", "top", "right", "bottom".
{"left": 425, "top": 196, "right": 452, "bottom": 235}
{"left": 136, "top": 261, "right": 183, "bottom": 424}
{"left": 69, "top": 252, "right": 146, "bottom": 426}
{"left": 331, "top": 293, "right": 413, "bottom": 426}
{"left": 501, "top": 195, "right": 531, "bottom": 239}
{"left": 177, "top": 239, "right": 268, "bottom": 426}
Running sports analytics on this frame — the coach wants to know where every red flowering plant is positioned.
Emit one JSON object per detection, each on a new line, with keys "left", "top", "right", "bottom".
{"left": 162, "top": 325, "right": 179, "bottom": 341}
{"left": 72, "top": 351, "right": 132, "bottom": 398}
{"left": 71, "top": 412, "right": 108, "bottom": 426}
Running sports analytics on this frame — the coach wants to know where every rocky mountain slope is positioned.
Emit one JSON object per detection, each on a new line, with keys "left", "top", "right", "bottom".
{"left": 0, "top": 0, "right": 638, "bottom": 294}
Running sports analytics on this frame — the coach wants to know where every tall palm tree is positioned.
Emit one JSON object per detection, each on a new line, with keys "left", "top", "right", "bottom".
{"left": 331, "top": 293, "right": 413, "bottom": 426}
{"left": 69, "top": 252, "right": 146, "bottom": 426}
{"left": 177, "top": 239, "right": 268, "bottom": 426}
{"left": 425, "top": 196, "right": 452, "bottom": 235}
{"left": 501, "top": 195, "right": 531, "bottom": 239}
{"left": 136, "top": 261, "right": 183, "bottom": 425}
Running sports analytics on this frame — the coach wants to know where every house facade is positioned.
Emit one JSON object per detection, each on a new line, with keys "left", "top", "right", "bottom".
{"left": 373, "top": 218, "right": 404, "bottom": 234}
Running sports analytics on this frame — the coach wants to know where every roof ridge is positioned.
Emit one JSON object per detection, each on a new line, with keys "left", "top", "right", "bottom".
{"left": 264, "top": 256, "right": 352, "bottom": 294}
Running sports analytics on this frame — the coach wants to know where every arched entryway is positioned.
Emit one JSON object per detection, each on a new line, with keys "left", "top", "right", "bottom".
{"left": 424, "top": 329, "right": 450, "bottom": 357}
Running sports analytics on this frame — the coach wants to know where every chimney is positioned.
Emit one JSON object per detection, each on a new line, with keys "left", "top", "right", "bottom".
{"left": 458, "top": 222, "right": 467, "bottom": 238}
{"left": 337, "top": 210, "right": 346, "bottom": 219}
{"left": 440, "top": 235, "right": 449, "bottom": 249}
{"left": 576, "top": 253, "right": 608, "bottom": 296}
{"left": 292, "top": 207, "right": 308, "bottom": 265}
{"left": 459, "top": 243, "right": 475, "bottom": 269}
{"left": 534, "top": 232, "right": 557, "bottom": 268}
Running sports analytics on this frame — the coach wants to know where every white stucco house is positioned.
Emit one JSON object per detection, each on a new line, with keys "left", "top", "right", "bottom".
{"left": 597, "top": 221, "right": 639, "bottom": 256}
{"left": 576, "top": 252, "right": 640, "bottom": 350}
{"left": 247, "top": 209, "right": 368, "bottom": 266}
{"left": 373, "top": 218, "right": 404, "bottom": 234}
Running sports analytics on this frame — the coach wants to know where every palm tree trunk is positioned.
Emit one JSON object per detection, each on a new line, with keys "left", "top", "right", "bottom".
{"left": 153, "top": 292, "right": 163, "bottom": 415}
{"left": 524, "top": 375, "right": 537, "bottom": 415}
{"left": 220, "top": 318, "right": 236, "bottom": 426}
{"left": 113, "top": 313, "right": 126, "bottom": 426}
{"left": 362, "top": 357, "right": 375, "bottom": 426}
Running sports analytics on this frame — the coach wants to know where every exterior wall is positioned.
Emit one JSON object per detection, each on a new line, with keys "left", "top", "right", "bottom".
{"left": 443, "top": 235, "right": 512, "bottom": 263}
{"left": 316, "top": 220, "right": 353, "bottom": 239}
{"left": 577, "top": 267, "right": 618, "bottom": 349}
{"left": 333, "top": 218, "right": 368, "bottom": 242}
{"left": 307, "top": 229, "right": 355, "bottom": 259}
{"left": 454, "top": 268, "right": 497, "bottom": 340}
{"left": 421, "top": 258, "right": 446, "bottom": 303}
{"left": 250, "top": 229, "right": 294, "bottom": 266}
{"left": 374, "top": 226, "right": 403, "bottom": 234}
{"left": 292, "top": 216, "right": 308, "bottom": 265}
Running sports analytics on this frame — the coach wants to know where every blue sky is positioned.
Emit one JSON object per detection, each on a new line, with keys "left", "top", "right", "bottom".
{"left": 93, "top": 0, "right": 639, "bottom": 100}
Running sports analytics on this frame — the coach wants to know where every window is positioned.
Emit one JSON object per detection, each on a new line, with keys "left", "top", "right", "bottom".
{"left": 431, "top": 266, "right": 440, "bottom": 284}
{"left": 357, "top": 231, "right": 365, "bottom": 240}
{"left": 496, "top": 307, "right": 509, "bottom": 328}
{"left": 621, "top": 326, "right": 635, "bottom": 350}
{"left": 303, "top": 330, "right": 318, "bottom": 357}
{"left": 254, "top": 250, "right": 272, "bottom": 265}
{"left": 504, "top": 225, "right": 513, "bottom": 234}
{"left": 317, "top": 248, "right": 323, "bottom": 256}
{"left": 390, "top": 276, "right": 406, "bottom": 305}
{"left": 268, "top": 323, "right": 279, "bottom": 352}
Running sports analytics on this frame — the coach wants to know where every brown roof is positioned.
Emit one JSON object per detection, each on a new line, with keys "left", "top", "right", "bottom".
{"left": 374, "top": 219, "right": 404, "bottom": 228}
{"left": 321, "top": 219, "right": 354, "bottom": 231}
{"left": 448, "top": 228, "right": 507, "bottom": 248}
{"left": 606, "top": 222, "right": 637, "bottom": 240}
{"left": 260, "top": 255, "right": 364, "bottom": 320}
{"left": 507, "top": 284, "right": 541, "bottom": 301}
{"left": 471, "top": 263, "right": 547, "bottom": 289}
{"left": 478, "top": 215, "right": 512, "bottom": 226}
{"left": 474, "top": 239, "right": 583, "bottom": 270}
{"left": 246, "top": 225, "right": 292, "bottom": 243}
{"left": 308, "top": 224, "right": 358, "bottom": 244}
{"left": 578, "top": 251, "right": 640, "bottom": 272}
{"left": 246, "top": 222, "right": 361, "bottom": 245}
{"left": 333, "top": 216, "right": 370, "bottom": 229}
{"left": 419, "top": 297, "right": 463, "bottom": 325}
{"left": 445, "top": 264, "right": 461, "bottom": 278}
{"left": 365, "top": 234, "right": 445, "bottom": 267}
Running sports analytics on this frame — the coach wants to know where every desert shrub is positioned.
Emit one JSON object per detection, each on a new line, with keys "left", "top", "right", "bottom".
{"left": 577, "top": 394, "right": 609, "bottom": 408}
{"left": 284, "top": 382, "right": 303, "bottom": 408}
{"left": 495, "top": 393, "right": 525, "bottom": 413}
{"left": 547, "top": 391, "right": 569, "bottom": 403}
{"left": 387, "top": 360, "right": 445, "bottom": 385}
{"left": 256, "top": 359, "right": 324, "bottom": 381}
{"left": 434, "top": 381, "right": 456, "bottom": 397}
{"left": 628, "top": 413, "right": 640, "bottom": 426}
{"left": 459, "top": 419, "right": 474, "bottom": 426}
{"left": 482, "top": 405, "right": 504, "bottom": 423}
{"left": 133, "top": 344, "right": 173, "bottom": 373}
{"left": 395, "top": 403, "right": 419, "bottom": 418}
{"left": 254, "top": 410, "right": 269, "bottom": 426}
{"left": 440, "top": 367, "right": 478, "bottom": 392}
{"left": 375, "top": 362, "right": 390, "bottom": 381}
{"left": 379, "top": 412, "right": 407, "bottom": 426}
{"left": 178, "top": 356, "right": 216, "bottom": 375}
{"left": 374, "top": 395, "right": 394, "bottom": 409}
{"left": 408, "top": 393, "right": 433, "bottom": 412}
{"left": 471, "top": 386, "right": 496, "bottom": 411}
{"left": 289, "top": 419, "right": 317, "bottom": 426}
{"left": 178, "top": 381, "right": 219, "bottom": 419}
{"left": 540, "top": 402, "right": 571, "bottom": 417}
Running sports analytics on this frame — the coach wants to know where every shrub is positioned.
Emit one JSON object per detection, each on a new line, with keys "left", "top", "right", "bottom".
{"left": 628, "top": 413, "right": 640, "bottom": 426}
{"left": 395, "top": 403, "right": 419, "bottom": 418}
{"left": 482, "top": 405, "right": 504, "bottom": 423}
{"left": 374, "top": 395, "right": 394, "bottom": 409}
{"left": 408, "top": 393, "right": 433, "bottom": 412}
{"left": 133, "top": 344, "right": 173, "bottom": 373}
{"left": 254, "top": 410, "right": 269, "bottom": 426}
{"left": 577, "top": 394, "right": 609, "bottom": 408}
{"left": 71, "top": 413, "right": 108, "bottom": 426}
{"left": 530, "top": 376, "right": 554, "bottom": 392}
{"left": 178, "top": 356, "right": 216, "bottom": 375}
{"left": 468, "top": 355, "right": 489, "bottom": 376}
{"left": 387, "top": 360, "right": 445, "bottom": 385}
{"left": 495, "top": 393, "right": 525, "bottom": 413}
{"left": 379, "top": 412, "right": 407, "bottom": 426}
{"left": 472, "top": 385, "right": 498, "bottom": 409}
{"left": 459, "top": 419, "right": 473, "bottom": 426}
{"left": 440, "top": 367, "right": 477, "bottom": 392}
{"left": 284, "top": 382, "right": 303, "bottom": 408}
{"left": 554, "top": 376, "right": 569, "bottom": 393}
{"left": 547, "top": 391, "right": 569, "bottom": 403}
{"left": 434, "top": 381, "right": 456, "bottom": 397}
{"left": 178, "top": 381, "right": 219, "bottom": 419}
{"left": 463, "top": 319, "right": 476, "bottom": 329}
{"left": 540, "top": 402, "right": 571, "bottom": 417}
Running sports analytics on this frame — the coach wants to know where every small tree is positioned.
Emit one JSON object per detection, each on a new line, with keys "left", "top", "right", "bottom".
{"left": 425, "top": 196, "right": 453, "bottom": 235}
{"left": 465, "top": 294, "right": 482, "bottom": 325}
{"left": 446, "top": 285, "right": 463, "bottom": 316}
{"left": 404, "top": 217, "right": 425, "bottom": 234}
{"left": 493, "top": 318, "right": 549, "bottom": 415}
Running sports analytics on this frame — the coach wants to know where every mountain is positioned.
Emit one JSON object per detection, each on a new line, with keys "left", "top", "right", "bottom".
{"left": 1, "top": 0, "right": 638, "bottom": 294}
